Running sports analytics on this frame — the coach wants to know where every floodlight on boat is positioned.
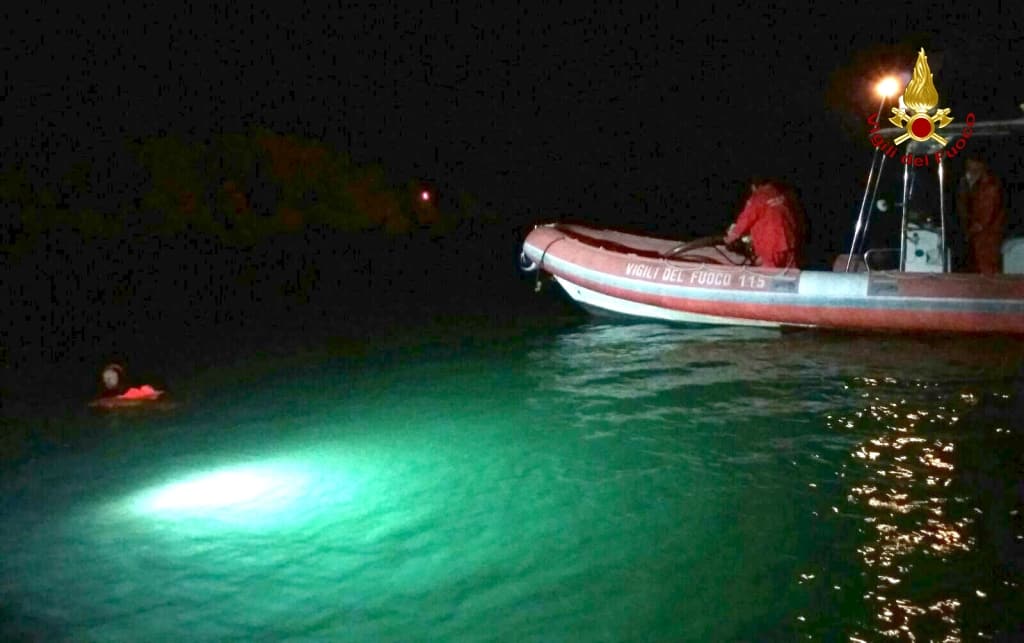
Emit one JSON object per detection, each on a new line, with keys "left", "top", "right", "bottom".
{"left": 876, "top": 76, "right": 901, "bottom": 99}
{"left": 420, "top": 190, "right": 431, "bottom": 202}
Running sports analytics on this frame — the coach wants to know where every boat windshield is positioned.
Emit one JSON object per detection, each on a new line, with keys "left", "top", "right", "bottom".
{"left": 845, "top": 116, "right": 1024, "bottom": 274}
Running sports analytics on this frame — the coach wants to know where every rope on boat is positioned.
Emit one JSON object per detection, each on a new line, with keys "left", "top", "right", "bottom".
{"left": 669, "top": 245, "right": 752, "bottom": 267}
{"left": 530, "top": 231, "right": 567, "bottom": 293}
{"left": 520, "top": 223, "right": 563, "bottom": 273}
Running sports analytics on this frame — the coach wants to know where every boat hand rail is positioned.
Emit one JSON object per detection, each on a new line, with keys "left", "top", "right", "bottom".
{"left": 859, "top": 248, "right": 1015, "bottom": 282}
{"left": 863, "top": 248, "right": 899, "bottom": 273}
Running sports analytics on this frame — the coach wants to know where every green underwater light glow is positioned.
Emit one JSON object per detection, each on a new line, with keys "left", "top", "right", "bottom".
{"left": 112, "top": 446, "right": 366, "bottom": 532}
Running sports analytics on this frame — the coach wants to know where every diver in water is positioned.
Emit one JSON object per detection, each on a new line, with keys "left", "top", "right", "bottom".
{"left": 99, "top": 363, "right": 128, "bottom": 397}
{"left": 92, "top": 363, "right": 165, "bottom": 408}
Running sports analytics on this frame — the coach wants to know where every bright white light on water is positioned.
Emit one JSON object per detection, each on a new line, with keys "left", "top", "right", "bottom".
{"left": 135, "top": 464, "right": 311, "bottom": 517}
{"left": 149, "top": 470, "right": 289, "bottom": 510}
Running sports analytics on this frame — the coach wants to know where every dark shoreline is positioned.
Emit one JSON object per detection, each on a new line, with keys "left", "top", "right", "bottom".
{"left": 1, "top": 222, "right": 579, "bottom": 420}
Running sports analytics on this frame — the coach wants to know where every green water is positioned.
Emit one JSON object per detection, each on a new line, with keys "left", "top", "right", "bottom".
{"left": 1, "top": 320, "right": 1022, "bottom": 641}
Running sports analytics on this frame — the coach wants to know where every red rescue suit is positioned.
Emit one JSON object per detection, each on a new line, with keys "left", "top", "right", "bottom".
{"left": 960, "top": 170, "right": 1006, "bottom": 274}
{"left": 725, "top": 184, "right": 804, "bottom": 268}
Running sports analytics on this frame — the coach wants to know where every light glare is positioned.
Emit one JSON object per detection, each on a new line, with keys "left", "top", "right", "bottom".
{"left": 876, "top": 76, "right": 900, "bottom": 99}
{"left": 140, "top": 466, "right": 309, "bottom": 514}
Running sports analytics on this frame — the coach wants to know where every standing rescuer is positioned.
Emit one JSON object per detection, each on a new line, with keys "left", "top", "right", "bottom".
{"left": 957, "top": 156, "right": 1006, "bottom": 274}
{"left": 724, "top": 180, "right": 806, "bottom": 268}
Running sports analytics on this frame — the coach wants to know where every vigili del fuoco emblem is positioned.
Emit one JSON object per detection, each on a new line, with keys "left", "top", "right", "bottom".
{"left": 888, "top": 48, "right": 954, "bottom": 146}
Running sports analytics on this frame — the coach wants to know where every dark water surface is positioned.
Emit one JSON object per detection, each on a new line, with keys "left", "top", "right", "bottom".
{"left": 2, "top": 317, "right": 1022, "bottom": 641}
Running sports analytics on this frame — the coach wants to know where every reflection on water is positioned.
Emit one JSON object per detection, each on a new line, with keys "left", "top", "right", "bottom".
{"left": 541, "top": 323, "right": 1024, "bottom": 386}
{"left": 539, "top": 323, "right": 1024, "bottom": 641}
{"left": 832, "top": 369, "right": 1020, "bottom": 640}
{"left": 830, "top": 377, "right": 973, "bottom": 641}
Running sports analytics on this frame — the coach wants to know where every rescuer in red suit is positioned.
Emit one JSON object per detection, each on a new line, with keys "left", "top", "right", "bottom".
{"left": 958, "top": 157, "right": 1006, "bottom": 274}
{"left": 724, "top": 181, "right": 805, "bottom": 268}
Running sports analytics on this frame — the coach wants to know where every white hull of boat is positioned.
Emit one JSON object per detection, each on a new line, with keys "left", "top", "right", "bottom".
{"left": 553, "top": 276, "right": 782, "bottom": 328}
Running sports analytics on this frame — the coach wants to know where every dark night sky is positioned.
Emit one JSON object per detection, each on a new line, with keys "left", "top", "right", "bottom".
{"left": 2, "top": 1, "right": 1021, "bottom": 239}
